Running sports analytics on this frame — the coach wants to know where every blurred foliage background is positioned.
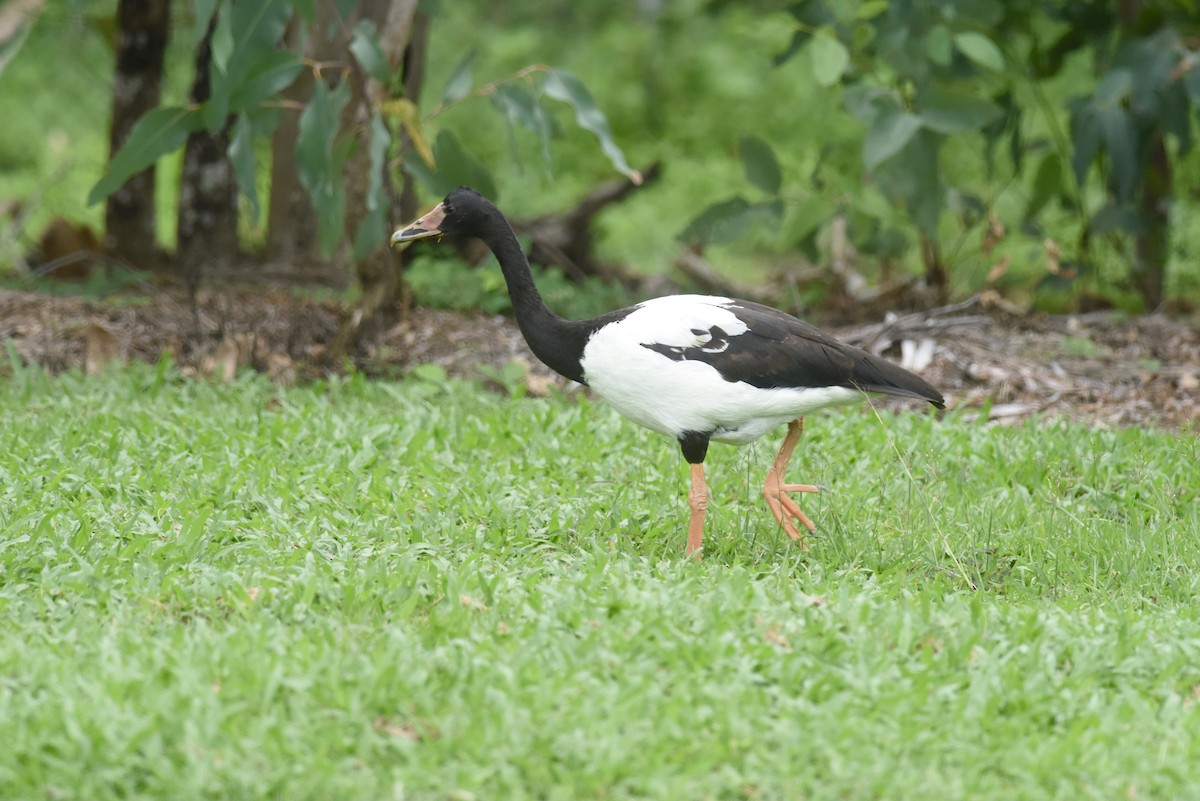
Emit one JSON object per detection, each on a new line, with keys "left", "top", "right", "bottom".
{"left": 1, "top": 0, "right": 1199, "bottom": 325}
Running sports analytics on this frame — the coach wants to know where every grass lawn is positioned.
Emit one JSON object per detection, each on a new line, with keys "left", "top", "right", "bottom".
{"left": 1, "top": 363, "right": 1199, "bottom": 800}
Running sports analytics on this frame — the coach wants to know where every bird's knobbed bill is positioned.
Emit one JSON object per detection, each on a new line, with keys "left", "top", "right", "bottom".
{"left": 390, "top": 203, "right": 448, "bottom": 246}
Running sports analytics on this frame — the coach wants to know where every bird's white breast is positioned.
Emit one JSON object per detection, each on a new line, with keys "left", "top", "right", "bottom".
{"left": 578, "top": 295, "right": 863, "bottom": 444}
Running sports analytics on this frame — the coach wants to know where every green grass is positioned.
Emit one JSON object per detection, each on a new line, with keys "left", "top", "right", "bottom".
{"left": 2, "top": 364, "right": 1199, "bottom": 800}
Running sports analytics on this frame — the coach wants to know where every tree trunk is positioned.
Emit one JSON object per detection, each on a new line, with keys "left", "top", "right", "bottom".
{"left": 177, "top": 13, "right": 238, "bottom": 299}
{"left": 104, "top": 0, "right": 170, "bottom": 269}
{"left": 330, "top": 0, "right": 419, "bottom": 356}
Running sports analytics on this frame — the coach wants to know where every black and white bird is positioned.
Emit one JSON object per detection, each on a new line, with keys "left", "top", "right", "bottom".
{"left": 391, "top": 187, "right": 944, "bottom": 557}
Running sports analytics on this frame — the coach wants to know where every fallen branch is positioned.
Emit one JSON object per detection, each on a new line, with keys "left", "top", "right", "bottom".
{"left": 841, "top": 295, "right": 993, "bottom": 354}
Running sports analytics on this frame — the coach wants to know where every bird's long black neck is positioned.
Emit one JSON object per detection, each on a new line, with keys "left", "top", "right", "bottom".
{"left": 474, "top": 208, "right": 591, "bottom": 384}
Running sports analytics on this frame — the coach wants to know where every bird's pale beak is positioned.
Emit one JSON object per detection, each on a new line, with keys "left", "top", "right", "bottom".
{"left": 390, "top": 202, "right": 447, "bottom": 247}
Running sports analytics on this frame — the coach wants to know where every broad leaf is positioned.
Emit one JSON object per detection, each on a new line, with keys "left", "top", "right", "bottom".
{"left": 405, "top": 130, "right": 497, "bottom": 201}
{"left": 872, "top": 129, "right": 943, "bottom": 236}
{"left": 679, "top": 197, "right": 783, "bottom": 247}
{"left": 296, "top": 80, "right": 352, "bottom": 256}
{"left": 1089, "top": 202, "right": 1144, "bottom": 236}
{"left": 189, "top": 0, "right": 220, "bottom": 50}
{"left": 205, "top": 0, "right": 293, "bottom": 130}
{"left": 1099, "top": 107, "right": 1137, "bottom": 201}
{"left": 441, "top": 50, "right": 476, "bottom": 105}
{"left": 542, "top": 69, "right": 638, "bottom": 182}
{"left": 491, "top": 83, "right": 555, "bottom": 167}
{"left": 855, "top": 1, "right": 889, "bottom": 20}
{"left": 1094, "top": 68, "right": 1132, "bottom": 107}
{"left": 350, "top": 20, "right": 391, "bottom": 83}
{"left": 953, "top": 32, "right": 1004, "bottom": 72}
{"left": 864, "top": 106, "right": 921, "bottom": 170}
{"left": 226, "top": 49, "right": 303, "bottom": 112}
{"left": 781, "top": 194, "right": 834, "bottom": 246}
{"left": 1069, "top": 99, "right": 1103, "bottom": 186}
{"left": 290, "top": 0, "right": 316, "bottom": 22}
{"left": 228, "top": 112, "right": 259, "bottom": 222}
{"left": 809, "top": 29, "right": 849, "bottom": 87}
{"left": 738, "top": 136, "right": 782, "bottom": 196}
{"left": 773, "top": 29, "right": 808, "bottom": 67}
{"left": 1025, "top": 153, "right": 1064, "bottom": 221}
{"left": 917, "top": 85, "right": 1002, "bottom": 133}
{"left": 88, "top": 106, "right": 201, "bottom": 205}
{"left": 926, "top": 25, "right": 952, "bottom": 67}
{"left": 842, "top": 84, "right": 894, "bottom": 123}
{"left": 1185, "top": 62, "right": 1200, "bottom": 105}
{"left": 1161, "top": 82, "right": 1192, "bottom": 155}
{"left": 210, "top": 1, "right": 235, "bottom": 74}
{"left": 353, "top": 111, "right": 392, "bottom": 260}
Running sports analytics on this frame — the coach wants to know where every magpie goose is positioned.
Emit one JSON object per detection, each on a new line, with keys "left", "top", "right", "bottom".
{"left": 391, "top": 187, "right": 944, "bottom": 557}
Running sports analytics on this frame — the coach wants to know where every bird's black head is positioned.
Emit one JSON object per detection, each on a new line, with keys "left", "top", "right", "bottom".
{"left": 390, "top": 187, "right": 496, "bottom": 245}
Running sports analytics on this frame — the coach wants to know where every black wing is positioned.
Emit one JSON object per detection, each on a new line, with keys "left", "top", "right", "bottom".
{"left": 643, "top": 300, "right": 945, "bottom": 407}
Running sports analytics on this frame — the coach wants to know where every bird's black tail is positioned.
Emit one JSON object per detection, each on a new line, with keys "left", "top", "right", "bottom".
{"left": 851, "top": 352, "right": 945, "bottom": 408}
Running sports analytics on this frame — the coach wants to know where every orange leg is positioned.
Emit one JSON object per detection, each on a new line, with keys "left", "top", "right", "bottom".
{"left": 686, "top": 463, "right": 708, "bottom": 559}
{"left": 762, "top": 417, "right": 821, "bottom": 549}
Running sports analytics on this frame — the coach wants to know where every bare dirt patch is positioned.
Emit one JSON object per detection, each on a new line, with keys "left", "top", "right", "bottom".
{"left": 2, "top": 285, "right": 1197, "bottom": 429}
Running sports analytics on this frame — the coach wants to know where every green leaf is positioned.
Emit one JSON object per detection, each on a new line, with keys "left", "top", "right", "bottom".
{"left": 926, "top": 25, "right": 953, "bottom": 67}
{"left": 738, "top": 136, "right": 782, "bottom": 196}
{"left": 809, "top": 29, "right": 849, "bottom": 87}
{"left": 290, "top": 0, "right": 316, "bottom": 22}
{"left": 227, "top": 49, "right": 303, "bottom": 112}
{"left": 206, "top": 0, "right": 293, "bottom": 130}
{"left": 350, "top": 20, "right": 391, "bottom": 83}
{"left": 953, "top": 32, "right": 1005, "bottom": 72}
{"left": 1094, "top": 68, "right": 1133, "bottom": 107}
{"left": 296, "top": 80, "right": 352, "bottom": 257}
{"left": 210, "top": 2, "right": 234, "bottom": 73}
{"left": 542, "top": 69, "right": 638, "bottom": 182}
{"left": 679, "top": 197, "right": 783, "bottom": 247}
{"left": 228, "top": 113, "right": 259, "bottom": 222}
{"left": 88, "top": 106, "right": 201, "bottom": 205}
{"left": 1089, "top": 202, "right": 1144, "bottom": 236}
{"left": 864, "top": 106, "right": 922, "bottom": 170}
{"left": 872, "top": 129, "right": 943, "bottom": 236}
{"left": 773, "top": 29, "right": 809, "bottom": 67}
{"left": 1069, "top": 100, "right": 1102, "bottom": 187}
{"left": 491, "top": 83, "right": 555, "bottom": 167}
{"left": 842, "top": 84, "right": 894, "bottom": 123}
{"left": 441, "top": 50, "right": 476, "bottom": 105}
{"left": 1099, "top": 107, "right": 1137, "bottom": 201}
{"left": 855, "top": 1, "right": 889, "bottom": 19}
{"left": 353, "top": 111, "right": 392, "bottom": 260}
{"left": 364, "top": 112, "right": 390, "bottom": 213}
{"left": 353, "top": 204, "right": 388, "bottom": 261}
{"left": 917, "top": 85, "right": 1002, "bottom": 133}
{"left": 782, "top": 194, "right": 833, "bottom": 245}
{"left": 1162, "top": 82, "right": 1192, "bottom": 155}
{"left": 1184, "top": 63, "right": 1200, "bottom": 105}
{"left": 1025, "top": 153, "right": 1064, "bottom": 220}
{"left": 405, "top": 130, "right": 498, "bottom": 201}
{"left": 189, "top": 0, "right": 220, "bottom": 50}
